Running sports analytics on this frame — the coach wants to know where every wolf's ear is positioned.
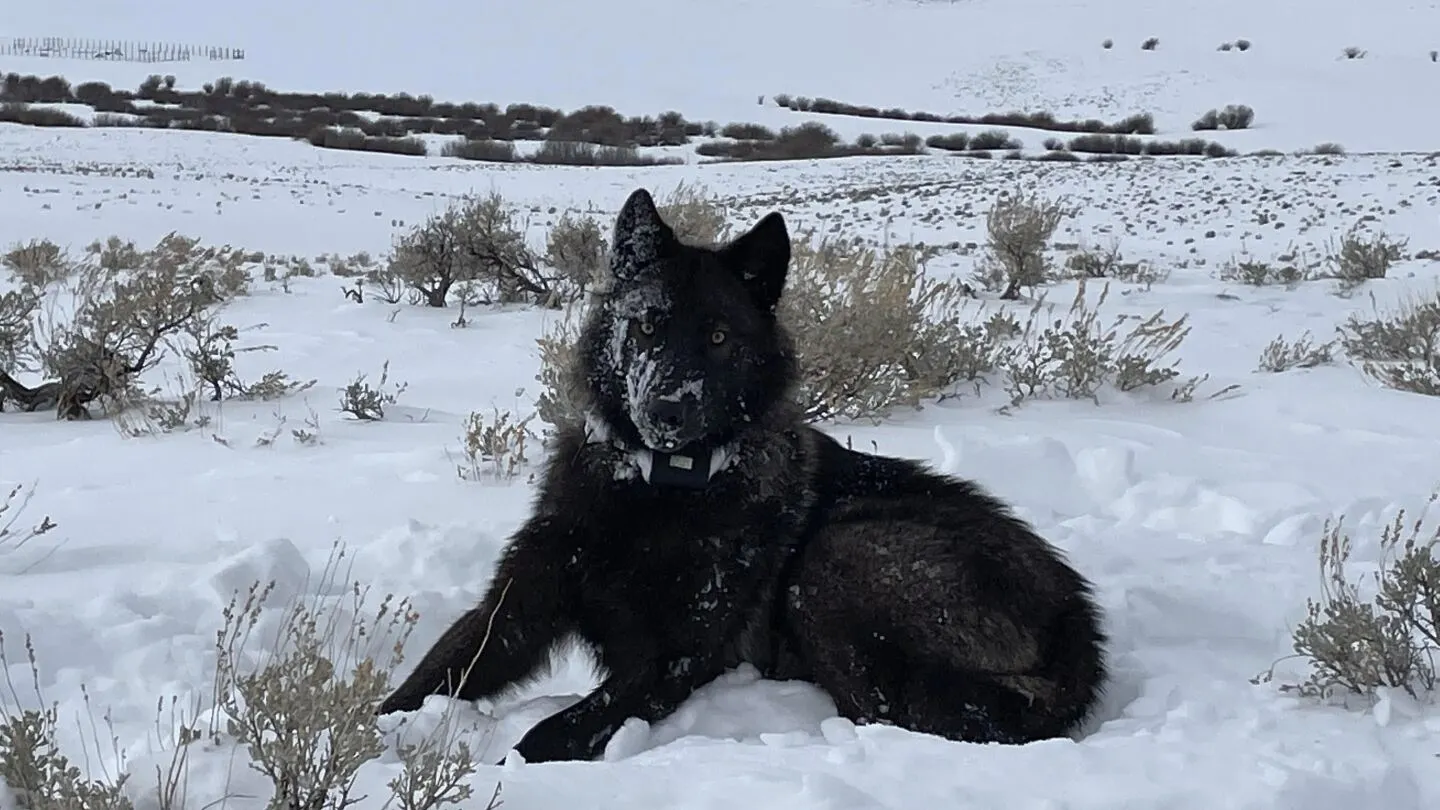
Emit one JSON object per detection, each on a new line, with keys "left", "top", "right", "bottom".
{"left": 720, "top": 211, "right": 790, "bottom": 313}
{"left": 610, "top": 188, "right": 676, "bottom": 281}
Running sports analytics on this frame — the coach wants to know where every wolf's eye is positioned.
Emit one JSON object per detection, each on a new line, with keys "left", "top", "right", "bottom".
{"left": 637, "top": 320, "right": 655, "bottom": 336}
{"left": 710, "top": 329, "right": 727, "bottom": 346}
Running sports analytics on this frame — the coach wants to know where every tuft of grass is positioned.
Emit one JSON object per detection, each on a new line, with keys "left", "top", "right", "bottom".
{"left": 1141, "top": 37, "right": 1160, "bottom": 50}
{"left": 1257, "top": 332, "right": 1337, "bottom": 372}
{"left": 456, "top": 408, "right": 537, "bottom": 481}
{"left": 0, "top": 483, "right": 57, "bottom": 564}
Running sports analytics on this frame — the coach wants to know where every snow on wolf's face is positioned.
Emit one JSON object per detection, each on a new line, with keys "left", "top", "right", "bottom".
{"left": 578, "top": 189, "right": 796, "bottom": 453}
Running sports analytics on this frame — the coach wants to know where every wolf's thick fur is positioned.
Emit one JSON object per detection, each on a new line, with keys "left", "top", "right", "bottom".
{"left": 379, "top": 189, "right": 1108, "bottom": 762}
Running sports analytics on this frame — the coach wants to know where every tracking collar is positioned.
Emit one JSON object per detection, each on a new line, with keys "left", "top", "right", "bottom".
{"left": 584, "top": 413, "right": 734, "bottom": 489}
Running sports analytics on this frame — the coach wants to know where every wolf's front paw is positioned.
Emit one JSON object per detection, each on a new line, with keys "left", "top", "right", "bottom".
{"left": 375, "top": 690, "right": 423, "bottom": 716}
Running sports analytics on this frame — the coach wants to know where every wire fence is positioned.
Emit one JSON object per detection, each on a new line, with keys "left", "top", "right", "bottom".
{"left": 0, "top": 37, "right": 244, "bottom": 63}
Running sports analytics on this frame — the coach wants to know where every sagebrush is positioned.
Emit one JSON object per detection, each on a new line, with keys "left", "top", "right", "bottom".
{"left": 974, "top": 188, "right": 1073, "bottom": 299}
{"left": 0, "top": 541, "right": 491, "bottom": 810}
{"left": 339, "top": 361, "right": 408, "bottom": 420}
{"left": 1336, "top": 287, "right": 1440, "bottom": 395}
{"left": 1266, "top": 494, "right": 1440, "bottom": 700}
{"left": 2, "top": 233, "right": 309, "bottom": 422}
{"left": 1257, "top": 332, "right": 1336, "bottom": 373}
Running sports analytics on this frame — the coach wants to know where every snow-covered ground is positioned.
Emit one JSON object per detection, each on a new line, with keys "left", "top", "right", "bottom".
{"left": 4, "top": 1, "right": 1440, "bottom": 808}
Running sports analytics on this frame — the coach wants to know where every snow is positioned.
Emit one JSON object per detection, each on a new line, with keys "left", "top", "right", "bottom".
{"left": 4, "top": 0, "right": 1440, "bottom": 807}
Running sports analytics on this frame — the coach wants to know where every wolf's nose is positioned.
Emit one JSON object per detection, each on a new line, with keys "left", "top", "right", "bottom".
{"left": 648, "top": 400, "right": 687, "bottom": 432}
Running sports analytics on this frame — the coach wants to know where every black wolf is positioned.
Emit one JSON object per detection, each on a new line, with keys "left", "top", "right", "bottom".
{"left": 378, "top": 189, "right": 1108, "bottom": 762}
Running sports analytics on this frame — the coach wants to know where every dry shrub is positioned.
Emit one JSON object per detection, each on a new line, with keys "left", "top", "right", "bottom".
{"left": 0, "top": 633, "right": 133, "bottom": 810}
{"left": 320, "top": 251, "right": 378, "bottom": 279}
{"left": 780, "top": 236, "right": 973, "bottom": 422}
{"left": 29, "top": 233, "right": 255, "bottom": 419}
{"left": 0, "top": 288, "right": 40, "bottom": 373}
{"left": 1, "top": 537, "right": 487, "bottom": 810}
{"left": 385, "top": 712, "right": 491, "bottom": 810}
{"left": 456, "top": 408, "right": 537, "bottom": 480}
{"left": 338, "top": 361, "right": 408, "bottom": 420}
{"left": 1257, "top": 332, "right": 1337, "bottom": 372}
{"left": 1260, "top": 494, "right": 1440, "bottom": 699}
{"left": 532, "top": 301, "right": 589, "bottom": 437}
{"left": 1330, "top": 223, "right": 1407, "bottom": 293}
{"left": 385, "top": 193, "right": 566, "bottom": 308}
{"left": 1062, "top": 242, "right": 1167, "bottom": 287}
{"left": 0, "top": 483, "right": 57, "bottom": 562}
{"left": 529, "top": 140, "right": 680, "bottom": 167}
{"left": 1192, "top": 104, "right": 1254, "bottom": 131}
{"left": 306, "top": 127, "right": 428, "bottom": 157}
{"left": 3, "top": 240, "right": 72, "bottom": 289}
{"left": 179, "top": 315, "right": 316, "bottom": 403}
{"left": 211, "top": 542, "right": 490, "bottom": 810}
{"left": 1336, "top": 287, "right": 1440, "bottom": 395}
{"left": 1218, "top": 258, "right": 1317, "bottom": 287}
{"left": 544, "top": 212, "right": 609, "bottom": 298}
{"left": 654, "top": 180, "right": 732, "bottom": 245}
{"left": 996, "top": 282, "right": 1198, "bottom": 407}
{"left": 974, "top": 188, "right": 1073, "bottom": 299}
{"left": 1217, "top": 104, "right": 1255, "bottom": 129}
{"left": 0, "top": 103, "right": 85, "bottom": 128}
{"left": 440, "top": 138, "right": 517, "bottom": 163}
{"left": 214, "top": 561, "right": 408, "bottom": 809}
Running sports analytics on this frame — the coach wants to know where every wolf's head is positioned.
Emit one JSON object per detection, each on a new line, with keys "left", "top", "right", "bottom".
{"left": 577, "top": 188, "right": 797, "bottom": 458}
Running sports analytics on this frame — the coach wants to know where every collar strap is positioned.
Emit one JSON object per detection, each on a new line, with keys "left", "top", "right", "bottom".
{"left": 632, "top": 445, "right": 731, "bottom": 488}
{"left": 583, "top": 412, "right": 733, "bottom": 488}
